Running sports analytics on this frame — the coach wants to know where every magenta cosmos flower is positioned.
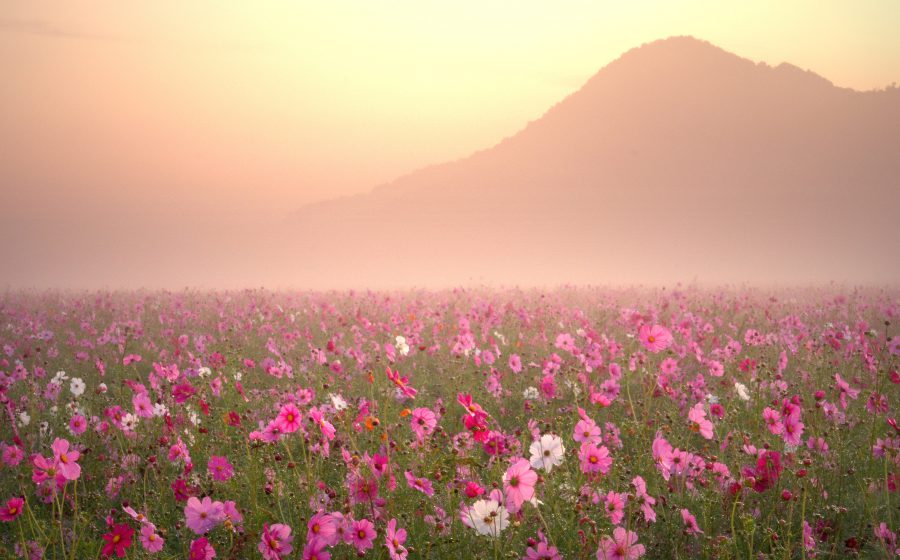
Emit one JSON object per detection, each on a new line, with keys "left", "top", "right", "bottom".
{"left": 207, "top": 455, "right": 234, "bottom": 482}
{"left": 0, "top": 497, "right": 24, "bottom": 522}
{"left": 275, "top": 403, "right": 302, "bottom": 433}
{"left": 404, "top": 471, "right": 435, "bottom": 497}
{"left": 101, "top": 523, "right": 134, "bottom": 558}
{"left": 638, "top": 324, "right": 673, "bottom": 353}
{"left": 189, "top": 537, "right": 216, "bottom": 560}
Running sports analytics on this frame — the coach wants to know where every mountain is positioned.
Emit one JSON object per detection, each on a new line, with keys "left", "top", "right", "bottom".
{"left": 284, "top": 36, "right": 900, "bottom": 287}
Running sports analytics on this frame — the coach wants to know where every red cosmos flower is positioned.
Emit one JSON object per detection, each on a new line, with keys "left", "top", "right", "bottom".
{"left": 225, "top": 411, "right": 241, "bottom": 426}
{"left": 101, "top": 523, "right": 134, "bottom": 558}
{"left": 742, "top": 450, "right": 783, "bottom": 492}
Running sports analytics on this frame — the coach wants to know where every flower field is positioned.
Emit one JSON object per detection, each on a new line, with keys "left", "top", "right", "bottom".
{"left": 0, "top": 287, "right": 898, "bottom": 559}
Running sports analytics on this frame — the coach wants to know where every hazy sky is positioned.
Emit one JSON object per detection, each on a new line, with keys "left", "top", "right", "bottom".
{"left": 2, "top": 2, "right": 899, "bottom": 213}
{"left": 1, "top": 2, "right": 899, "bottom": 288}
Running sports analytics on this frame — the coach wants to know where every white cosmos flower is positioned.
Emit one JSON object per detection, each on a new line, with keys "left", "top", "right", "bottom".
{"left": 734, "top": 382, "right": 751, "bottom": 402}
{"left": 529, "top": 434, "right": 565, "bottom": 473}
{"left": 70, "top": 377, "right": 86, "bottom": 397}
{"left": 395, "top": 336, "right": 410, "bottom": 356}
{"left": 468, "top": 499, "right": 509, "bottom": 537}
{"left": 522, "top": 387, "right": 540, "bottom": 401}
{"left": 152, "top": 403, "right": 169, "bottom": 417}
{"left": 121, "top": 413, "right": 139, "bottom": 432}
{"left": 18, "top": 411, "right": 31, "bottom": 426}
{"left": 197, "top": 366, "right": 212, "bottom": 378}
{"left": 563, "top": 378, "right": 581, "bottom": 398}
{"left": 493, "top": 331, "right": 507, "bottom": 346}
{"left": 53, "top": 370, "right": 69, "bottom": 384}
{"left": 329, "top": 393, "right": 349, "bottom": 411}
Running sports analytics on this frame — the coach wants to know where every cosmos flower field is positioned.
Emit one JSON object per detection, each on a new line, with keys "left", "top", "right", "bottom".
{"left": 0, "top": 287, "right": 898, "bottom": 559}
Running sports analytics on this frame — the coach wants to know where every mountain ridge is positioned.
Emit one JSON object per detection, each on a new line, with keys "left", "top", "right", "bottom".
{"left": 281, "top": 36, "right": 899, "bottom": 286}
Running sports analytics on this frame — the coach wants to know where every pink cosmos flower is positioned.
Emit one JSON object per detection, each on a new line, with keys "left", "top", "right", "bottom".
{"left": 1, "top": 444, "right": 24, "bottom": 467}
{"left": 307, "top": 511, "right": 340, "bottom": 547}
{"left": 410, "top": 408, "right": 437, "bottom": 440}
{"left": 782, "top": 416, "right": 805, "bottom": 446}
{"left": 222, "top": 500, "right": 243, "bottom": 532}
{"left": 632, "top": 476, "right": 656, "bottom": 523}
{"left": 574, "top": 410, "right": 602, "bottom": 444}
{"left": 404, "top": 471, "right": 435, "bottom": 497}
{"left": 524, "top": 530, "right": 561, "bottom": 560}
{"left": 123, "top": 354, "right": 142, "bottom": 366}
{"left": 707, "top": 360, "right": 724, "bottom": 377}
{"left": 132, "top": 393, "right": 154, "bottom": 418}
{"left": 349, "top": 518, "right": 376, "bottom": 553}
{"left": 385, "top": 518, "right": 409, "bottom": 560}
{"left": 171, "top": 382, "right": 196, "bottom": 404}
{"left": 386, "top": 367, "right": 418, "bottom": 399}
{"left": 184, "top": 496, "right": 225, "bottom": 535}
{"left": 139, "top": 524, "right": 164, "bottom": 553}
{"left": 123, "top": 505, "right": 151, "bottom": 525}
{"left": 51, "top": 438, "right": 81, "bottom": 481}
{"left": 687, "top": 403, "right": 714, "bottom": 440}
{"left": 309, "top": 407, "right": 336, "bottom": 441}
{"left": 509, "top": 354, "right": 522, "bottom": 373}
{"left": 503, "top": 458, "right": 538, "bottom": 511}
{"left": 681, "top": 508, "right": 703, "bottom": 535}
{"left": 638, "top": 324, "right": 673, "bottom": 353}
{"left": 579, "top": 442, "right": 612, "bottom": 475}
{"left": 604, "top": 491, "right": 627, "bottom": 525}
{"left": 465, "top": 481, "right": 485, "bottom": 498}
{"left": 301, "top": 538, "right": 330, "bottom": 560}
{"left": 275, "top": 403, "right": 302, "bottom": 434}
{"left": 69, "top": 415, "right": 87, "bottom": 435}
{"left": 259, "top": 523, "right": 293, "bottom": 560}
{"left": 835, "top": 373, "right": 860, "bottom": 409}
{"left": 207, "top": 456, "right": 234, "bottom": 482}
{"left": 596, "top": 527, "right": 645, "bottom": 560}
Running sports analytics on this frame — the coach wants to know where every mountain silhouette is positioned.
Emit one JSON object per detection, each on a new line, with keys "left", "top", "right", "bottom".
{"left": 284, "top": 36, "right": 900, "bottom": 287}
